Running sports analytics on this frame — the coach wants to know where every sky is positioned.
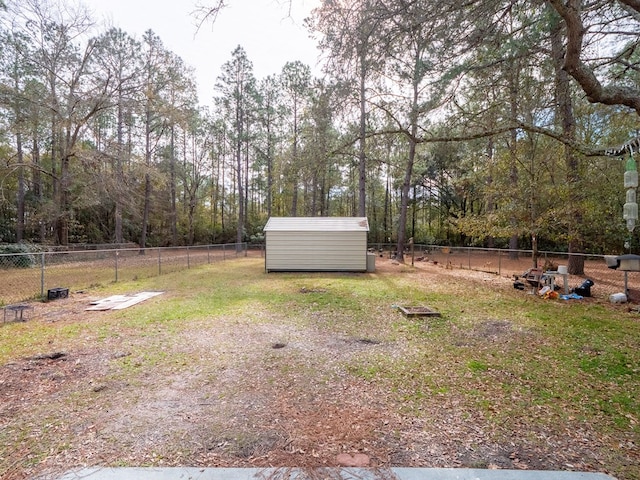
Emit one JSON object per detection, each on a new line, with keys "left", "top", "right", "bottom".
{"left": 88, "top": 0, "right": 323, "bottom": 106}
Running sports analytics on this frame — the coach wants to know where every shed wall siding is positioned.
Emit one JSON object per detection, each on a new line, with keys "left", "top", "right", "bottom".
{"left": 266, "top": 231, "right": 367, "bottom": 271}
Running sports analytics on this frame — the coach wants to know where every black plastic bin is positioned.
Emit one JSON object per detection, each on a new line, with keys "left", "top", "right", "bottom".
{"left": 573, "top": 279, "right": 594, "bottom": 297}
{"left": 47, "top": 287, "right": 69, "bottom": 300}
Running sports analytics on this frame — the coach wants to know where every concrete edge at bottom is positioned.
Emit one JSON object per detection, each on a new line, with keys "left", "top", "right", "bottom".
{"left": 57, "top": 467, "right": 617, "bottom": 480}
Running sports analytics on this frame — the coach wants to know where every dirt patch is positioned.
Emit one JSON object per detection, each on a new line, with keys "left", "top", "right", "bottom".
{"left": 0, "top": 259, "right": 635, "bottom": 480}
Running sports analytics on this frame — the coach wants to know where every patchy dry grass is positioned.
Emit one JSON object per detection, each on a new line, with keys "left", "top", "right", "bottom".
{"left": 0, "top": 257, "right": 638, "bottom": 480}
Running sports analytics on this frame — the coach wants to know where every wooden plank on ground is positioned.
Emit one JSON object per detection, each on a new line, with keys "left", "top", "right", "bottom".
{"left": 88, "top": 295, "right": 127, "bottom": 306}
{"left": 86, "top": 295, "right": 129, "bottom": 311}
{"left": 111, "top": 291, "right": 163, "bottom": 310}
{"left": 86, "top": 292, "right": 163, "bottom": 311}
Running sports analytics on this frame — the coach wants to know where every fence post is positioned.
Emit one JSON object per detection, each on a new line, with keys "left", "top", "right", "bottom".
{"left": 207, "top": 245, "right": 210, "bottom": 264}
{"left": 245, "top": 242, "right": 248, "bottom": 257}
{"left": 498, "top": 250, "right": 502, "bottom": 276}
{"left": 158, "top": 247, "right": 162, "bottom": 275}
{"left": 187, "top": 246, "right": 190, "bottom": 269}
{"left": 468, "top": 248, "right": 471, "bottom": 269}
{"left": 40, "top": 252, "right": 45, "bottom": 298}
{"left": 223, "top": 244, "right": 226, "bottom": 260}
{"left": 115, "top": 250, "right": 119, "bottom": 282}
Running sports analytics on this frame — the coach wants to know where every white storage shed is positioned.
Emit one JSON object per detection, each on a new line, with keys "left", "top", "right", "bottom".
{"left": 263, "top": 217, "right": 370, "bottom": 272}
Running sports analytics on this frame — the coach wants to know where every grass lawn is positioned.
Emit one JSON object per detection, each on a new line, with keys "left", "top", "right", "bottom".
{"left": 0, "top": 257, "right": 638, "bottom": 480}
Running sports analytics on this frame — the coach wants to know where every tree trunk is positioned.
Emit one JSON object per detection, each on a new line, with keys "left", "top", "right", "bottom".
{"left": 358, "top": 58, "right": 367, "bottom": 217}
{"left": 508, "top": 67, "right": 520, "bottom": 260}
{"left": 396, "top": 139, "right": 416, "bottom": 263}
{"left": 384, "top": 163, "right": 391, "bottom": 243}
{"left": 312, "top": 168, "right": 319, "bottom": 216}
{"left": 236, "top": 113, "right": 244, "bottom": 249}
{"left": 485, "top": 138, "right": 495, "bottom": 249}
{"left": 16, "top": 131, "right": 25, "bottom": 243}
{"left": 140, "top": 107, "right": 152, "bottom": 252}
{"left": 290, "top": 102, "right": 299, "bottom": 217}
{"left": 115, "top": 90, "right": 124, "bottom": 244}
{"left": 32, "top": 135, "right": 45, "bottom": 243}
{"left": 51, "top": 114, "right": 60, "bottom": 244}
{"left": 244, "top": 128, "right": 250, "bottom": 232}
{"left": 396, "top": 75, "right": 420, "bottom": 263}
{"left": 140, "top": 172, "right": 151, "bottom": 251}
{"left": 267, "top": 120, "right": 273, "bottom": 219}
{"left": 551, "top": 9, "right": 584, "bottom": 275}
{"left": 170, "top": 125, "right": 178, "bottom": 246}
{"left": 188, "top": 198, "right": 196, "bottom": 245}
{"left": 57, "top": 152, "right": 70, "bottom": 245}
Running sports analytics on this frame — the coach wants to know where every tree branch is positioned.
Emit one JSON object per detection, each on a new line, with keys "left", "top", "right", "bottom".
{"left": 547, "top": 0, "right": 640, "bottom": 115}
{"left": 193, "top": 0, "right": 227, "bottom": 34}
{"left": 330, "top": 118, "right": 638, "bottom": 161}
{"left": 589, "top": 136, "right": 640, "bottom": 157}
{"left": 620, "top": 0, "right": 640, "bottom": 14}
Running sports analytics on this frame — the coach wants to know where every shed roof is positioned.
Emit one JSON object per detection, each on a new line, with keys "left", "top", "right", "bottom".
{"left": 264, "top": 217, "right": 369, "bottom": 232}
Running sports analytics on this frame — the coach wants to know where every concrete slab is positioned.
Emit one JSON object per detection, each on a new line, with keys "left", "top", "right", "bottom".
{"left": 57, "top": 467, "right": 617, "bottom": 480}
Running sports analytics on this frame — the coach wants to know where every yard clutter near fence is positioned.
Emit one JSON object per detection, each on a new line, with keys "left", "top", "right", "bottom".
{"left": 372, "top": 244, "right": 639, "bottom": 302}
{"left": 0, "top": 243, "right": 249, "bottom": 305}
{"left": 3, "top": 303, "right": 33, "bottom": 323}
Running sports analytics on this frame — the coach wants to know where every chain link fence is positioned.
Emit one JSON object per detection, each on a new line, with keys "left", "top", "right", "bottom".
{"left": 1, "top": 243, "right": 251, "bottom": 305}
{"left": 2, "top": 242, "right": 637, "bottom": 305}
{"left": 369, "top": 244, "right": 639, "bottom": 298}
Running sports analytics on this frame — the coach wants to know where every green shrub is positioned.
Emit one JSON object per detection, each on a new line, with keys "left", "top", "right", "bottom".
{"left": 0, "top": 243, "right": 42, "bottom": 268}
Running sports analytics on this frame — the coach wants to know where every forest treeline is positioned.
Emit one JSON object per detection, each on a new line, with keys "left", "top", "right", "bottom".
{"left": 1, "top": 0, "right": 639, "bottom": 266}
